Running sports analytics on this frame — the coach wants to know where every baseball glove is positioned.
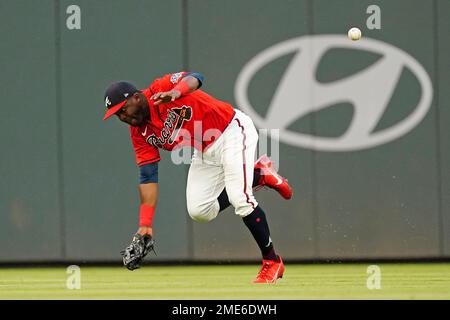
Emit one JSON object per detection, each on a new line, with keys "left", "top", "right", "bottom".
{"left": 120, "top": 233, "right": 156, "bottom": 271}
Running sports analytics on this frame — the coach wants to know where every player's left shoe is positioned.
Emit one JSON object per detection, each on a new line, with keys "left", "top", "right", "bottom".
{"left": 254, "top": 155, "right": 293, "bottom": 200}
{"left": 253, "top": 256, "right": 284, "bottom": 284}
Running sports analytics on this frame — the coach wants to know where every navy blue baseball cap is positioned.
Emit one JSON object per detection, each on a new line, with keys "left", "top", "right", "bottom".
{"left": 103, "top": 81, "right": 139, "bottom": 120}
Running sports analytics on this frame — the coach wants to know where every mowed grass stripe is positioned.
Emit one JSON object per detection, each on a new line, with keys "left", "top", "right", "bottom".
{"left": 0, "top": 263, "right": 449, "bottom": 299}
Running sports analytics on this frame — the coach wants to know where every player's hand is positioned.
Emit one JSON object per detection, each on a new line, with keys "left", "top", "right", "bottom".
{"left": 137, "top": 226, "right": 153, "bottom": 237}
{"left": 151, "top": 90, "right": 182, "bottom": 106}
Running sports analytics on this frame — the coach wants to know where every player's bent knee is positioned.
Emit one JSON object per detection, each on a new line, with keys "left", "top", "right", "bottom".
{"left": 188, "top": 211, "right": 211, "bottom": 223}
{"left": 187, "top": 201, "right": 219, "bottom": 223}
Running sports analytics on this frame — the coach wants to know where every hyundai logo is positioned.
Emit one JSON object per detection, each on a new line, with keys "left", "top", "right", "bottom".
{"left": 235, "top": 35, "right": 433, "bottom": 151}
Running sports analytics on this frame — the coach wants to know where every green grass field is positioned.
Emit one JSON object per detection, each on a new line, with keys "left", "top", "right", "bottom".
{"left": 1, "top": 263, "right": 450, "bottom": 300}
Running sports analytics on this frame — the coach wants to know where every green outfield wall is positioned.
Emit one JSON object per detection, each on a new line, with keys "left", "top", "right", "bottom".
{"left": 0, "top": 0, "right": 449, "bottom": 262}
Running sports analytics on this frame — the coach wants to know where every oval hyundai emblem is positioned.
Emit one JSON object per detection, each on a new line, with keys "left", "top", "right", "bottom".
{"left": 235, "top": 35, "right": 433, "bottom": 151}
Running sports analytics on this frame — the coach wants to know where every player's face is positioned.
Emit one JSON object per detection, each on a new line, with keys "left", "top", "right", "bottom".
{"left": 115, "top": 94, "right": 148, "bottom": 126}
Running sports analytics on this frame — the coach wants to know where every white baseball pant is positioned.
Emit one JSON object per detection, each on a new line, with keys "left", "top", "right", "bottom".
{"left": 186, "top": 109, "right": 259, "bottom": 222}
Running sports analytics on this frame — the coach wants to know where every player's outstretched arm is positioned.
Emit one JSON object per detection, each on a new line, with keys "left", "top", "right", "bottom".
{"left": 152, "top": 73, "right": 203, "bottom": 105}
{"left": 137, "top": 182, "right": 158, "bottom": 236}
{"left": 136, "top": 162, "right": 159, "bottom": 236}
{"left": 121, "top": 163, "right": 159, "bottom": 271}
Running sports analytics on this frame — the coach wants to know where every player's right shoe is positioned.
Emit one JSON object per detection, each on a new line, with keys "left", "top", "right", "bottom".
{"left": 254, "top": 155, "right": 293, "bottom": 200}
{"left": 253, "top": 256, "right": 285, "bottom": 284}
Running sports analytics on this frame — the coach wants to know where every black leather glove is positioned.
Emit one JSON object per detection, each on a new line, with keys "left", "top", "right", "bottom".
{"left": 120, "top": 233, "right": 156, "bottom": 271}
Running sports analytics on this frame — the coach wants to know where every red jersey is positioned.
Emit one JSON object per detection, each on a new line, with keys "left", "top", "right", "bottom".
{"left": 130, "top": 72, "right": 236, "bottom": 166}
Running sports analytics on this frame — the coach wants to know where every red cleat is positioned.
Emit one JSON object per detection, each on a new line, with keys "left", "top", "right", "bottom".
{"left": 254, "top": 155, "right": 293, "bottom": 199}
{"left": 253, "top": 256, "right": 285, "bottom": 284}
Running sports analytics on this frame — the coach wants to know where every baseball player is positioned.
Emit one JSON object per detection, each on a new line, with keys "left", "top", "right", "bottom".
{"left": 102, "top": 71, "right": 293, "bottom": 283}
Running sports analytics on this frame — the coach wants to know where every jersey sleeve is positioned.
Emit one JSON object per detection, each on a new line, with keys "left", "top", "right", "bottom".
{"left": 129, "top": 127, "right": 161, "bottom": 166}
{"left": 149, "top": 71, "right": 205, "bottom": 93}
{"left": 149, "top": 71, "right": 187, "bottom": 93}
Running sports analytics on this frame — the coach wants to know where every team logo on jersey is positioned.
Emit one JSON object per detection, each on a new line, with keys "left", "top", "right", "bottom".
{"left": 146, "top": 105, "right": 193, "bottom": 147}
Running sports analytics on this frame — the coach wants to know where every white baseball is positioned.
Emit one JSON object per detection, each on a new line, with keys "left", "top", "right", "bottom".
{"left": 348, "top": 27, "right": 362, "bottom": 41}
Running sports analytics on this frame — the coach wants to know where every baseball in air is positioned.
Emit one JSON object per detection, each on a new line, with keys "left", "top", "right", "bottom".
{"left": 348, "top": 27, "right": 362, "bottom": 41}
